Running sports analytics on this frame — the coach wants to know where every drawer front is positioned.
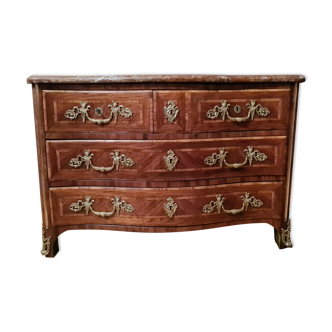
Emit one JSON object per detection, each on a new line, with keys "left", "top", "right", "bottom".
{"left": 43, "top": 90, "right": 152, "bottom": 133}
{"left": 46, "top": 137, "right": 287, "bottom": 183}
{"left": 49, "top": 182, "right": 283, "bottom": 227}
{"left": 154, "top": 89, "right": 291, "bottom": 133}
{"left": 153, "top": 91, "right": 187, "bottom": 133}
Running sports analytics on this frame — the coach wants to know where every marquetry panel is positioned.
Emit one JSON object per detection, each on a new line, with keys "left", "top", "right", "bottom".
{"left": 43, "top": 90, "right": 152, "bottom": 133}
{"left": 46, "top": 136, "right": 287, "bottom": 183}
{"left": 153, "top": 91, "right": 188, "bottom": 133}
{"left": 189, "top": 89, "right": 291, "bottom": 132}
{"left": 50, "top": 182, "right": 283, "bottom": 227}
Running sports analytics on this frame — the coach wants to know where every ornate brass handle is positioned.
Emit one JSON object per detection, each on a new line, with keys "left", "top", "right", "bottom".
{"left": 69, "top": 149, "right": 134, "bottom": 172}
{"left": 69, "top": 196, "right": 134, "bottom": 217}
{"left": 164, "top": 100, "right": 179, "bottom": 123}
{"left": 203, "top": 193, "right": 263, "bottom": 215}
{"left": 65, "top": 101, "right": 133, "bottom": 124}
{"left": 204, "top": 146, "right": 267, "bottom": 169}
{"left": 206, "top": 100, "right": 270, "bottom": 122}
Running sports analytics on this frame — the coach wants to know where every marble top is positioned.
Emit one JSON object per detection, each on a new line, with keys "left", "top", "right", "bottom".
{"left": 27, "top": 74, "right": 305, "bottom": 84}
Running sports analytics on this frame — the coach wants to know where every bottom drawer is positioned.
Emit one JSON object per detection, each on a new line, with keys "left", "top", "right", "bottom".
{"left": 50, "top": 182, "right": 283, "bottom": 227}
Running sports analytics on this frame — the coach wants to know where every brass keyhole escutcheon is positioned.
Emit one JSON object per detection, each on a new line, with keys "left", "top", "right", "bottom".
{"left": 164, "top": 197, "right": 178, "bottom": 218}
{"left": 163, "top": 150, "right": 178, "bottom": 171}
{"left": 164, "top": 100, "right": 179, "bottom": 123}
{"left": 234, "top": 105, "right": 241, "bottom": 114}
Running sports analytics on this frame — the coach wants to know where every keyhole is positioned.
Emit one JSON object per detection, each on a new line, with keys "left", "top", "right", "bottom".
{"left": 169, "top": 159, "right": 173, "bottom": 163}
{"left": 169, "top": 206, "right": 172, "bottom": 210}
{"left": 234, "top": 105, "right": 241, "bottom": 114}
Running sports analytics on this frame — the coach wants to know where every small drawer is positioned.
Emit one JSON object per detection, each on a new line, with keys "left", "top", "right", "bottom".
{"left": 49, "top": 182, "right": 283, "bottom": 227}
{"left": 46, "top": 136, "right": 287, "bottom": 183}
{"left": 153, "top": 89, "right": 291, "bottom": 133}
{"left": 153, "top": 91, "right": 188, "bottom": 133}
{"left": 43, "top": 90, "right": 152, "bottom": 133}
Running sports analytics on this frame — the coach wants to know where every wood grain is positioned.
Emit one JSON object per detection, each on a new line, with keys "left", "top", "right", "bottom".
{"left": 154, "top": 89, "right": 291, "bottom": 133}
{"left": 32, "top": 84, "right": 51, "bottom": 228}
{"left": 190, "top": 89, "right": 291, "bottom": 132}
{"left": 43, "top": 90, "right": 152, "bottom": 133}
{"left": 283, "top": 83, "right": 299, "bottom": 223}
{"left": 49, "top": 175, "right": 286, "bottom": 188}
{"left": 44, "top": 129, "right": 288, "bottom": 141}
{"left": 34, "top": 82, "right": 295, "bottom": 94}
{"left": 153, "top": 91, "right": 188, "bottom": 133}
{"left": 49, "top": 182, "right": 284, "bottom": 227}
{"left": 46, "top": 137, "right": 287, "bottom": 183}
{"left": 56, "top": 218, "right": 281, "bottom": 235}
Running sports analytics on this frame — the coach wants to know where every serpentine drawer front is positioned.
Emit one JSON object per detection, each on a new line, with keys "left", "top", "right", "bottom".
{"left": 49, "top": 182, "right": 283, "bottom": 227}
{"left": 46, "top": 137, "right": 287, "bottom": 183}
{"left": 28, "top": 74, "right": 305, "bottom": 257}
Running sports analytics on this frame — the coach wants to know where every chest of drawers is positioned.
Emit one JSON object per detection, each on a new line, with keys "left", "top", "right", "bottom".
{"left": 27, "top": 75, "right": 305, "bottom": 257}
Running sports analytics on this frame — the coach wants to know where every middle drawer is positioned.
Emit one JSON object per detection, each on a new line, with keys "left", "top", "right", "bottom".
{"left": 46, "top": 137, "right": 287, "bottom": 183}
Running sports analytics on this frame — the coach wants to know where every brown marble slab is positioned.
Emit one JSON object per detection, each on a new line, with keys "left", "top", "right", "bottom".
{"left": 27, "top": 74, "right": 306, "bottom": 84}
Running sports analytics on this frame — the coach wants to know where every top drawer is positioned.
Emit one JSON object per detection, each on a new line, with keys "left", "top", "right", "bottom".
{"left": 43, "top": 90, "right": 152, "bottom": 133}
{"left": 43, "top": 88, "right": 291, "bottom": 134}
{"left": 154, "top": 89, "right": 291, "bottom": 133}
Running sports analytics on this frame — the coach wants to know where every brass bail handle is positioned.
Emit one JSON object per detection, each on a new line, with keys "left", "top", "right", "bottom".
{"left": 203, "top": 193, "right": 263, "bottom": 215}
{"left": 206, "top": 100, "right": 270, "bottom": 122}
{"left": 69, "top": 196, "right": 135, "bottom": 218}
{"left": 65, "top": 101, "right": 133, "bottom": 124}
{"left": 204, "top": 146, "right": 267, "bottom": 169}
{"left": 69, "top": 149, "right": 135, "bottom": 173}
